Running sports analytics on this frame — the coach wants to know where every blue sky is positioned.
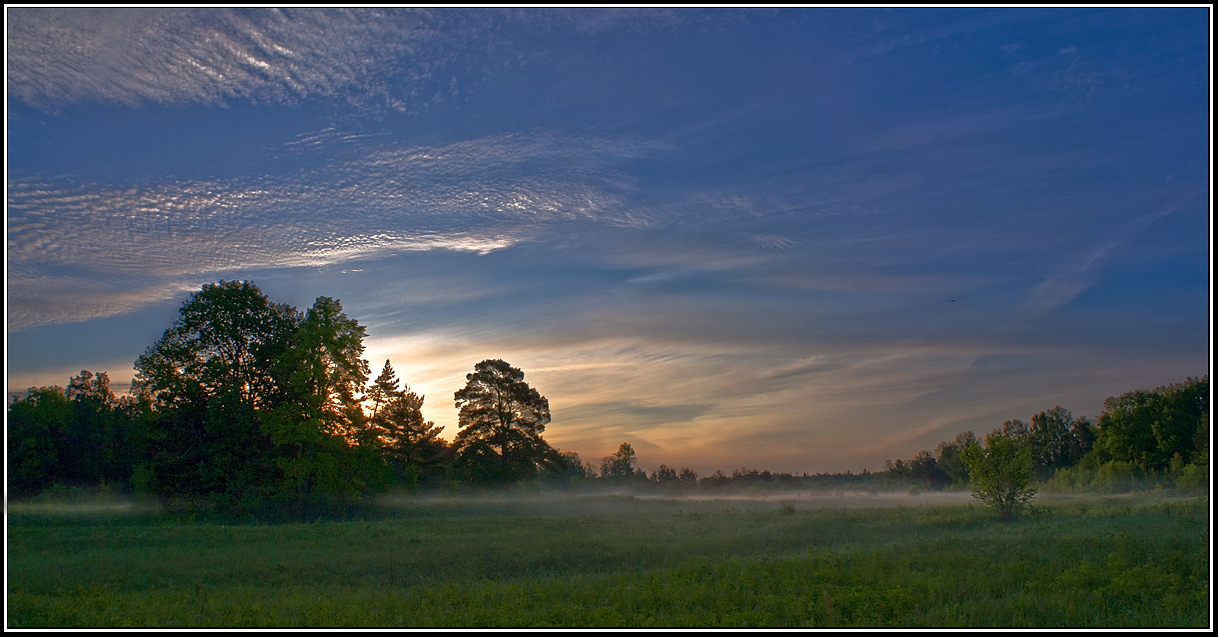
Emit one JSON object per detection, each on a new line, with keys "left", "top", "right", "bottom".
{"left": 5, "top": 8, "right": 1210, "bottom": 474}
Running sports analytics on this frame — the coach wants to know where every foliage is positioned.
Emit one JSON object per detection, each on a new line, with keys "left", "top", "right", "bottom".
{"left": 264, "top": 296, "right": 388, "bottom": 507}
{"left": 133, "top": 280, "right": 300, "bottom": 498}
{"left": 1095, "top": 377, "right": 1208, "bottom": 473}
{"left": 7, "top": 386, "right": 73, "bottom": 498}
{"left": 934, "top": 432, "right": 976, "bottom": 488}
{"left": 7, "top": 372, "right": 155, "bottom": 498}
{"left": 961, "top": 433, "right": 1038, "bottom": 521}
{"left": 369, "top": 360, "right": 450, "bottom": 486}
{"left": 600, "top": 442, "right": 641, "bottom": 480}
{"left": 1026, "top": 407, "right": 1097, "bottom": 478}
{"left": 452, "top": 359, "right": 561, "bottom": 483}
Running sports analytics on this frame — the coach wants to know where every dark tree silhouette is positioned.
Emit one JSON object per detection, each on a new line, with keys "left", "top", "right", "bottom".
{"left": 600, "top": 442, "right": 639, "bottom": 480}
{"left": 133, "top": 280, "right": 300, "bottom": 497}
{"left": 370, "top": 360, "right": 448, "bottom": 487}
{"left": 6, "top": 386, "right": 72, "bottom": 498}
{"left": 452, "top": 359, "right": 560, "bottom": 483}
{"left": 367, "top": 359, "right": 399, "bottom": 420}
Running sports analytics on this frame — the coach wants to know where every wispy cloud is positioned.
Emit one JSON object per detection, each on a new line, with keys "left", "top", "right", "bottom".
{"left": 6, "top": 7, "right": 701, "bottom": 113}
{"left": 1023, "top": 205, "right": 1182, "bottom": 315}
{"left": 7, "top": 130, "right": 670, "bottom": 328}
{"left": 7, "top": 8, "right": 444, "bottom": 111}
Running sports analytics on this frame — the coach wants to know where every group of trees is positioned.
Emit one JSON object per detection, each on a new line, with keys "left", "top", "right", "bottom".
{"left": 6, "top": 281, "right": 572, "bottom": 513}
{"left": 879, "top": 377, "right": 1208, "bottom": 519}
{"left": 6, "top": 280, "right": 1208, "bottom": 521}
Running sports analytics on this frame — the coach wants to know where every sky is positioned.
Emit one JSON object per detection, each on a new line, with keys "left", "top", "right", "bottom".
{"left": 5, "top": 7, "right": 1211, "bottom": 475}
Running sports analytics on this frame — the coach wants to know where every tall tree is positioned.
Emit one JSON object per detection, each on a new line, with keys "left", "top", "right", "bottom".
{"left": 1096, "top": 377, "right": 1208, "bottom": 472}
{"left": 6, "top": 386, "right": 72, "bottom": 498}
{"left": 265, "top": 296, "right": 384, "bottom": 504}
{"left": 366, "top": 360, "right": 400, "bottom": 420}
{"left": 371, "top": 361, "right": 448, "bottom": 486}
{"left": 133, "top": 280, "right": 300, "bottom": 497}
{"left": 935, "top": 431, "right": 977, "bottom": 488}
{"left": 1027, "top": 406, "right": 1095, "bottom": 478}
{"left": 452, "top": 359, "right": 559, "bottom": 483}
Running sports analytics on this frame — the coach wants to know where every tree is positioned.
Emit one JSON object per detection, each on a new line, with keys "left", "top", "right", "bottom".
{"left": 1027, "top": 406, "right": 1095, "bottom": 478}
{"left": 133, "top": 280, "right": 300, "bottom": 497}
{"left": 678, "top": 467, "right": 699, "bottom": 484}
{"left": 366, "top": 360, "right": 399, "bottom": 420}
{"left": 541, "top": 450, "right": 591, "bottom": 488}
{"left": 452, "top": 359, "right": 560, "bottom": 483}
{"left": 600, "top": 442, "right": 640, "bottom": 480}
{"left": 650, "top": 464, "right": 678, "bottom": 483}
{"left": 961, "top": 433, "right": 1038, "bottom": 522}
{"left": 6, "top": 386, "right": 72, "bottom": 498}
{"left": 371, "top": 360, "right": 448, "bottom": 486}
{"left": 1095, "top": 377, "right": 1208, "bottom": 473}
{"left": 265, "top": 296, "right": 385, "bottom": 506}
{"left": 907, "top": 449, "right": 947, "bottom": 489}
{"left": 935, "top": 431, "right": 976, "bottom": 488}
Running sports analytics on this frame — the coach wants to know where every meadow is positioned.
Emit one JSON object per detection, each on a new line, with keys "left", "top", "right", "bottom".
{"left": 6, "top": 489, "right": 1210, "bottom": 628}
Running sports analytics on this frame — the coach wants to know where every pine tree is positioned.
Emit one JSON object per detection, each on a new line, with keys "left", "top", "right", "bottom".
{"left": 368, "top": 360, "right": 448, "bottom": 485}
{"left": 367, "top": 360, "right": 400, "bottom": 420}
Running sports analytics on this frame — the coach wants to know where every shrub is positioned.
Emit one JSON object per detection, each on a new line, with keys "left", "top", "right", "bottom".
{"left": 961, "top": 434, "right": 1037, "bottom": 522}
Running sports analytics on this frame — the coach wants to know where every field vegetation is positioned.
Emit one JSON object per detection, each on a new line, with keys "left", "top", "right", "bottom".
{"left": 6, "top": 490, "right": 1209, "bottom": 628}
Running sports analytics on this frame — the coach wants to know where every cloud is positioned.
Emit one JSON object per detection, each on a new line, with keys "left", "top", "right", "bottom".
{"left": 4, "top": 275, "right": 200, "bottom": 332}
{"left": 1023, "top": 205, "right": 1181, "bottom": 315}
{"left": 7, "top": 8, "right": 443, "bottom": 111}
{"left": 7, "top": 130, "right": 671, "bottom": 328}
{"left": 6, "top": 7, "right": 704, "bottom": 113}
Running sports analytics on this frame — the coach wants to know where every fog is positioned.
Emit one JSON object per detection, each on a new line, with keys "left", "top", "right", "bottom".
{"left": 371, "top": 488, "right": 981, "bottom": 519}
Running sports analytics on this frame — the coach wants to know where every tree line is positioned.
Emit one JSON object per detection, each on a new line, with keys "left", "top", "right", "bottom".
{"left": 7, "top": 281, "right": 571, "bottom": 515}
{"left": 6, "top": 280, "right": 1209, "bottom": 519}
{"left": 878, "top": 377, "right": 1208, "bottom": 517}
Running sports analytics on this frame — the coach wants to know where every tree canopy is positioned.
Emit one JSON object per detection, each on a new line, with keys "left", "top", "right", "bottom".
{"left": 961, "top": 433, "right": 1038, "bottom": 522}
{"left": 452, "top": 359, "right": 561, "bottom": 483}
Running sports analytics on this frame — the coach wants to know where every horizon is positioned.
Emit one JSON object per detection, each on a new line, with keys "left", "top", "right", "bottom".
{"left": 6, "top": 8, "right": 1211, "bottom": 476}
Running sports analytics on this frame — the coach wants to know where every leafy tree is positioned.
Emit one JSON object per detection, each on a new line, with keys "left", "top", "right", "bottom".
{"left": 1096, "top": 377, "right": 1208, "bottom": 473}
{"left": 600, "top": 442, "right": 639, "bottom": 480}
{"left": 265, "top": 296, "right": 385, "bottom": 506}
{"left": 133, "top": 280, "right": 299, "bottom": 497}
{"left": 961, "top": 433, "right": 1038, "bottom": 521}
{"left": 1000, "top": 418, "right": 1029, "bottom": 440}
{"left": 6, "top": 386, "right": 72, "bottom": 498}
{"left": 452, "top": 359, "right": 560, "bottom": 483}
{"left": 7, "top": 372, "right": 151, "bottom": 498}
{"left": 1027, "top": 406, "right": 1095, "bottom": 478}
{"left": 906, "top": 449, "right": 947, "bottom": 489}
{"left": 650, "top": 464, "right": 678, "bottom": 483}
{"left": 678, "top": 467, "right": 699, "bottom": 484}
{"left": 541, "top": 450, "right": 590, "bottom": 488}
{"left": 65, "top": 370, "right": 115, "bottom": 405}
{"left": 935, "top": 431, "right": 976, "bottom": 488}
{"left": 62, "top": 370, "right": 128, "bottom": 487}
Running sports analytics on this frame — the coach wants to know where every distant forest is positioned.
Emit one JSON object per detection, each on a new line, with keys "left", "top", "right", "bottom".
{"left": 6, "top": 281, "right": 1209, "bottom": 516}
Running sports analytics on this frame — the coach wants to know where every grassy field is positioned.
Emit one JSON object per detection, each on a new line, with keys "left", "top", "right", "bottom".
{"left": 5, "top": 489, "right": 1210, "bottom": 628}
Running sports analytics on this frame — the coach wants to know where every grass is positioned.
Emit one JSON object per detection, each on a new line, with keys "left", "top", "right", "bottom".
{"left": 6, "top": 490, "right": 1210, "bottom": 628}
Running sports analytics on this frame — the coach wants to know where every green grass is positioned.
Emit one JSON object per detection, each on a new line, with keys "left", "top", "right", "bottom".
{"left": 6, "top": 491, "right": 1209, "bottom": 627}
